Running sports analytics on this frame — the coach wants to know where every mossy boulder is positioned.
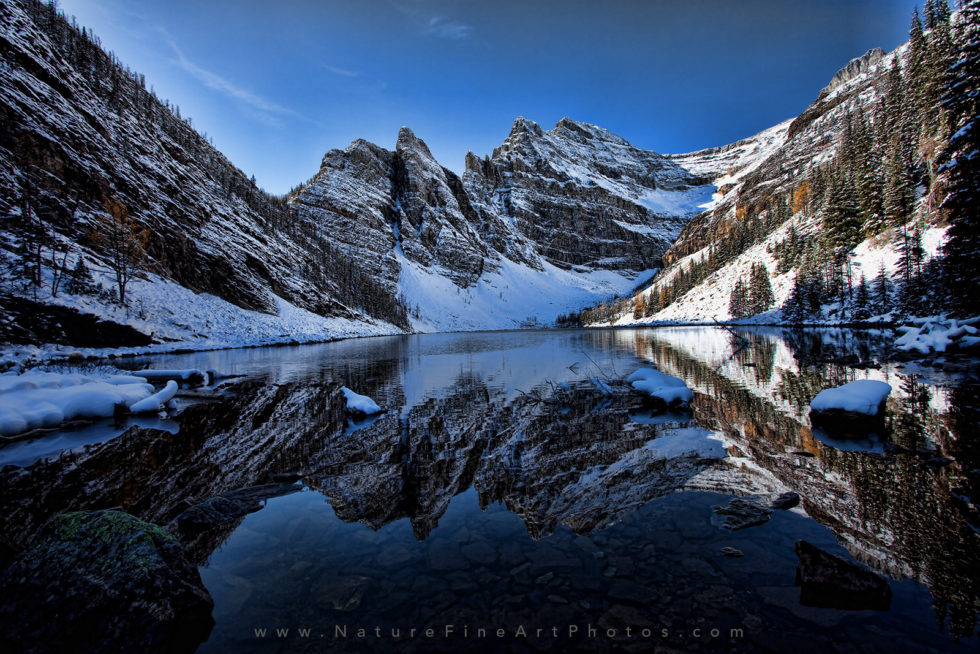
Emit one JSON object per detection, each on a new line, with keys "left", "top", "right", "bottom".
{"left": 0, "top": 509, "right": 213, "bottom": 653}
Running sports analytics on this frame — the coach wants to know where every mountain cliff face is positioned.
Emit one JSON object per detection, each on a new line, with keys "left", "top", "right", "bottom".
{"left": 0, "top": 0, "right": 409, "bottom": 350}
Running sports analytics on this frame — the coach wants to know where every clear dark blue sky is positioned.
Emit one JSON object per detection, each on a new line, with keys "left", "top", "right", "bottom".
{"left": 57, "top": 0, "right": 920, "bottom": 195}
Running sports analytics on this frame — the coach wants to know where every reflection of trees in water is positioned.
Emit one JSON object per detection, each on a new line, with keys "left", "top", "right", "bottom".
{"left": 891, "top": 375, "right": 932, "bottom": 451}
{"left": 629, "top": 329, "right": 979, "bottom": 639}
{"left": 781, "top": 328, "right": 888, "bottom": 368}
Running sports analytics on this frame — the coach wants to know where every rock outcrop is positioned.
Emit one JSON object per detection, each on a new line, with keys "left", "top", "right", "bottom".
{"left": 822, "top": 48, "right": 886, "bottom": 95}
{"left": 0, "top": 510, "right": 213, "bottom": 653}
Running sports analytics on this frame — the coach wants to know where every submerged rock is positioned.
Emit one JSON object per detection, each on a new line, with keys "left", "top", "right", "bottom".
{"left": 0, "top": 509, "right": 213, "bottom": 653}
{"left": 175, "top": 482, "right": 301, "bottom": 536}
{"left": 712, "top": 497, "right": 773, "bottom": 530}
{"left": 794, "top": 540, "right": 891, "bottom": 610}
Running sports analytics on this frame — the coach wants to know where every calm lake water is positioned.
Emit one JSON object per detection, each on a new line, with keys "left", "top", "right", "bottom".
{"left": 2, "top": 328, "right": 978, "bottom": 652}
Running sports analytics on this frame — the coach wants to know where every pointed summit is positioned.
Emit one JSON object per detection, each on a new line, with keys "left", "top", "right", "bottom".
{"left": 396, "top": 126, "right": 434, "bottom": 159}
{"left": 508, "top": 116, "right": 543, "bottom": 139}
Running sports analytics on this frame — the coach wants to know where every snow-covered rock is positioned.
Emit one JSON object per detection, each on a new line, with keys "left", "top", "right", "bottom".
{"left": 895, "top": 317, "right": 980, "bottom": 355}
{"left": 128, "top": 380, "right": 178, "bottom": 414}
{"left": 341, "top": 386, "right": 382, "bottom": 416}
{"left": 810, "top": 380, "right": 892, "bottom": 416}
{"left": 626, "top": 368, "right": 694, "bottom": 405}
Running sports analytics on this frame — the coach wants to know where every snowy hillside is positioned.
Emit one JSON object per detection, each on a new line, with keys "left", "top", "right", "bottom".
{"left": 594, "top": 37, "right": 958, "bottom": 327}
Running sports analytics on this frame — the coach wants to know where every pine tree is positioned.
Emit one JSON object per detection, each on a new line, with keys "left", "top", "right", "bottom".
{"left": 924, "top": 0, "right": 939, "bottom": 31}
{"left": 783, "top": 269, "right": 824, "bottom": 322}
{"left": 895, "top": 224, "right": 926, "bottom": 315}
{"left": 783, "top": 274, "right": 807, "bottom": 323}
{"left": 873, "top": 263, "right": 894, "bottom": 313}
{"left": 924, "top": 12, "right": 956, "bottom": 134}
{"left": 749, "top": 262, "right": 775, "bottom": 315}
{"left": 884, "top": 137, "right": 914, "bottom": 226}
{"left": 854, "top": 272, "right": 871, "bottom": 320}
{"left": 65, "top": 257, "right": 97, "bottom": 295}
{"left": 729, "top": 279, "right": 749, "bottom": 319}
{"left": 803, "top": 274, "right": 826, "bottom": 317}
{"left": 855, "top": 110, "right": 885, "bottom": 234}
{"left": 822, "top": 171, "right": 863, "bottom": 250}
{"left": 939, "top": 0, "right": 980, "bottom": 315}
{"left": 907, "top": 9, "right": 929, "bottom": 122}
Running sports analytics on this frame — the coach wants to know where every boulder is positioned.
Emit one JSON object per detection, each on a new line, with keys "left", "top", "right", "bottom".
{"left": 770, "top": 491, "right": 801, "bottom": 510}
{"left": 0, "top": 510, "right": 213, "bottom": 653}
{"left": 794, "top": 540, "right": 891, "bottom": 610}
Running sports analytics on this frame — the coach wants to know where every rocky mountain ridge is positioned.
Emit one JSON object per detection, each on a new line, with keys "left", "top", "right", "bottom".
{"left": 288, "top": 113, "right": 723, "bottom": 330}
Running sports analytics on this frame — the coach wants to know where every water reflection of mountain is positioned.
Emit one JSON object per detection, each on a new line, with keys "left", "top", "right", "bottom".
{"left": 1, "top": 328, "right": 977, "bottom": 639}
{"left": 624, "top": 328, "right": 980, "bottom": 639}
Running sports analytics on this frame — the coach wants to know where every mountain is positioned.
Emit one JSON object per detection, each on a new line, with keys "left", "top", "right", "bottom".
{"left": 590, "top": 25, "right": 959, "bottom": 326}
{"left": 290, "top": 115, "right": 715, "bottom": 331}
{"left": 0, "top": 0, "right": 719, "bottom": 348}
{"left": 0, "top": 0, "right": 963, "bottom": 356}
{"left": 0, "top": 0, "right": 409, "bottom": 352}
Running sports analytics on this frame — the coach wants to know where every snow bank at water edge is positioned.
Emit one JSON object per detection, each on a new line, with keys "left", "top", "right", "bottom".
{"left": 0, "top": 372, "right": 157, "bottom": 436}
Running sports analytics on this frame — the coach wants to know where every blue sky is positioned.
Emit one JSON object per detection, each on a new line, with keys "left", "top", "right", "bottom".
{"left": 57, "top": 0, "right": 921, "bottom": 195}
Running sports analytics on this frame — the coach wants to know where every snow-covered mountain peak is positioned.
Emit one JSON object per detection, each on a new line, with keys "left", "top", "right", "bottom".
{"left": 395, "top": 126, "right": 435, "bottom": 159}
{"left": 822, "top": 47, "right": 886, "bottom": 96}
{"left": 508, "top": 115, "right": 545, "bottom": 139}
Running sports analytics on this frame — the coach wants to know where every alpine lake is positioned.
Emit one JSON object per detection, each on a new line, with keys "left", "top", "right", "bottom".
{"left": 1, "top": 327, "right": 978, "bottom": 653}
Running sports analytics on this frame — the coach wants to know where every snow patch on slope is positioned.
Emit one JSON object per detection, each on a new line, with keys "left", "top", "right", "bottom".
{"left": 635, "top": 186, "right": 717, "bottom": 217}
{"left": 398, "top": 253, "right": 655, "bottom": 332}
